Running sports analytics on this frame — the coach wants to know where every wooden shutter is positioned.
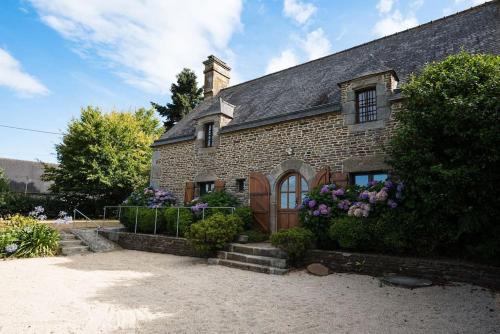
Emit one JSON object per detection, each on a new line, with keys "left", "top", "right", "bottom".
{"left": 312, "top": 166, "right": 331, "bottom": 188}
{"left": 249, "top": 172, "right": 270, "bottom": 232}
{"left": 332, "top": 172, "right": 349, "bottom": 187}
{"left": 184, "top": 182, "right": 195, "bottom": 204}
{"left": 215, "top": 180, "right": 225, "bottom": 192}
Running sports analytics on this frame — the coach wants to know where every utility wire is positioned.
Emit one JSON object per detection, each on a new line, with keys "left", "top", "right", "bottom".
{"left": 0, "top": 124, "right": 63, "bottom": 135}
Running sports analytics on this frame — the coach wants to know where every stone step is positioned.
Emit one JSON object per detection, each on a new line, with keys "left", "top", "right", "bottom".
{"left": 61, "top": 245, "right": 90, "bottom": 256}
{"left": 210, "top": 258, "right": 289, "bottom": 275}
{"left": 228, "top": 243, "right": 287, "bottom": 259}
{"left": 60, "top": 233, "right": 79, "bottom": 241}
{"left": 218, "top": 251, "right": 288, "bottom": 269}
{"left": 60, "top": 239, "right": 84, "bottom": 247}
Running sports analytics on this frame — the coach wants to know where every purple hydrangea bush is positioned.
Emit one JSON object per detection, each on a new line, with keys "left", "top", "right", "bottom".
{"left": 300, "top": 179, "right": 404, "bottom": 221}
{"left": 124, "top": 186, "right": 177, "bottom": 208}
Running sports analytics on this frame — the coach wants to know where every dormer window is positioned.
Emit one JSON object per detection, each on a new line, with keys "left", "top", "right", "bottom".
{"left": 356, "top": 88, "right": 377, "bottom": 123}
{"left": 204, "top": 122, "right": 214, "bottom": 147}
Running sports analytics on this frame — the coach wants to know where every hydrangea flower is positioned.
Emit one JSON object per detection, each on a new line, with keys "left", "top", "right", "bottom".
{"left": 376, "top": 189, "right": 388, "bottom": 202}
{"left": 348, "top": 202, "right": 371, "bottom": 218}
{"left": 320, "top": 185, "right": 330, "bottom": 194}
{"left": 387, "top": 200, "right": 398, "bottom": 209}
{"left": 318, "top": 204, "right": 331, "bottom": 215}
{"left": 337, "top": 199, "right": 351, "bottom": 211}
{"left": 333, "top": 188, "right": 345, "bottom": 197}
{"left": 384, "top": 180, "right": 394, "bottom": 189}
{"left": 312, "top": 210, "right": 320, "bottom": 216}
{"left": 308, "top": 200, "right": 317, "bottom": 209}
{"left": 5, "top": 243, "right": 18, "bottom": 254}
{"left": 191, "top": 202, "right": 209, "bottom": 212}
{"left": 359, "top": 191, "right": 370, "bottom": 200}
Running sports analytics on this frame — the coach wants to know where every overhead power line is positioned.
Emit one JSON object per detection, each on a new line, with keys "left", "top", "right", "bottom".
{"left": 0, "top": 124, "right": 63, "bottom": 135}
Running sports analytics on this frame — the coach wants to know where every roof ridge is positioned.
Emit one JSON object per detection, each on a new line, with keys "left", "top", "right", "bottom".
{"left": 0, "top": 157, "right": 55, "bottom": 164}
{"left": 220, "top": 1, "right": 496, "bottom": 92}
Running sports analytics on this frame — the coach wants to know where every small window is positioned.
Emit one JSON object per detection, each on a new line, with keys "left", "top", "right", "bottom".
{"left": 356, "top": 88, "right": 377, "bottom": 123}
{"left": 204, "top": 122, "right": 214, "bottom": 147}
{"left": 351, "top": 172, "right": 388, "bottom": 187}
{"left": 236, "top": 178, "right": 245, "bottom": 192}
{"left": 199, "top": 182, "right": 215, "bottom": 195}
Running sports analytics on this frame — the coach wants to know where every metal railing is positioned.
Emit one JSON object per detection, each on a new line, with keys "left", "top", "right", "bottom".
{"left": 73, "top": 208, "right": 101, "bottom": 236}
{"left": 103, "top": 205, "right": 236, "bottom": 237}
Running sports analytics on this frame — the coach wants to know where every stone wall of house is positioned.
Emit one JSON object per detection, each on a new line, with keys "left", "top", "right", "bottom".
{"left": 154, "top": 140, "right": 196, "bottom": 199}
{"left": 153, "top": 110, "right": 398, "bottom": 205}
{"left": 153, "top": 71, "right": 402, "bottom": 206}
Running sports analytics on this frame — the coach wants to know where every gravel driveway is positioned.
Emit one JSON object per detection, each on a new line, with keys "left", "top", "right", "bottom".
{"left": 0, "top": 250, "right": 498, "bottom": 334}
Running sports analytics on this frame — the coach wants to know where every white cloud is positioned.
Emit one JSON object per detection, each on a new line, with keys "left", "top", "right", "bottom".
{"left": 283, "top": 0, "right": 317, "bottom": 25}
{"left": 0, "top": 47, "right": 49, "bottom": 96}
{"left": 376, "top": 0, "right": 395, "bottom": 14}
{"left": 300, "top": 28, "right": 331, "bottom": 60}
{"left": 265, "top": 49, "right": 298, "bottom": 74}
{"left": 28, "top": 0, "right": 242, "bottom": 94}
{"left": 372, "top": 10, "right": 418, "bottom": 37}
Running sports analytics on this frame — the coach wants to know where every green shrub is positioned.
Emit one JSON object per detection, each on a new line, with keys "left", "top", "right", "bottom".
{"left": 388, "top": 52, "right": 500, "bottom": 264}
{"left": 270, "top": 227, "right": 314, "bottom": 264}
{"left": 186, "top": 213, "right": 243, "bottom": 255}
{"left": 120, "top": 207, "right": 165, "bottom": 233}
{"left": 242, "top": 229, "right": 269, "bottom": 243}
{"left": 234, "top": 207, "right": 253, "bottom": 230}
{"left": 329, "top": 216, "right": 371, "bottom": 250}
{"left": 0, "top": 215, "right": 59, "bottom": 258}
{"left": 164, "top": 208, "right": 194, "bottom": 236}
{"left": 198, "top": 191, "right": 240, "bottom": 208}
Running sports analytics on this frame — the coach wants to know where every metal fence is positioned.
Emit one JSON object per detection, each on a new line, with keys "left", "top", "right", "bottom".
{"left": 103, "top": 206, "right": 236, "bottom": 237}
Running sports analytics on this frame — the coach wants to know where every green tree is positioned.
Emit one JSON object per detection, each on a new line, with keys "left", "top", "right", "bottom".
{"left": 151, "top": 68, "right": 203, "bottom": 130}
{"left": 43, "top": 106, "right": 163, "bottom": 210}
{"left": 0, "top": 167, "right": 9, "bottom": 193}
{"left": 0, "top": 167, "right": 10, "bottom": 207}
{"left": 388, "top": 52, "right": 500, "bottom": 261}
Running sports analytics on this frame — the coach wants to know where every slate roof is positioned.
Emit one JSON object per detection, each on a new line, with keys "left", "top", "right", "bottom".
{"left": 153, "top": 1, "right": 500, "bottom": 146}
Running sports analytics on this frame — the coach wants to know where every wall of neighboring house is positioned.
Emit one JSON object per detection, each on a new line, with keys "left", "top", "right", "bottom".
{"left": 151, "top": 71, "right": 400, "bottom": 206}
{"left": 0, "top": 158, "right": 55, "bottom": 194}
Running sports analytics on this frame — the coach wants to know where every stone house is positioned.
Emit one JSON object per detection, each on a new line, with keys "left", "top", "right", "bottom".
{"left": 150, "top": 2, "right": 499, "bottom": 232}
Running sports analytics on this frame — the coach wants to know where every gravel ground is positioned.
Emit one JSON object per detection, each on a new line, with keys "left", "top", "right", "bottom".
{"left": 0, "top": 250, "right": 498, "bottom": 334}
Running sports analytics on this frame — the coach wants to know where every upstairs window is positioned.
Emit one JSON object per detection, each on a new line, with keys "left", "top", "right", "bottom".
{"left": 351, "top": 171, "right": 388, "bottom": 187}
{"left": 204, "top": 122, "right": 214, "bottom": 147}
{"left": 356, "top": 88, "right": 377, "bottom": 123}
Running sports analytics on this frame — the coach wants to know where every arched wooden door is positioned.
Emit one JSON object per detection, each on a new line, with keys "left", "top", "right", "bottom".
{"left": 277, "top": 172, "right": 309, "bottom": 230}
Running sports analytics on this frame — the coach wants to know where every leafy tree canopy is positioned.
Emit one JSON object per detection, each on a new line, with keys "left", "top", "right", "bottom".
{"left": 151, "top": 68, "right": 203, "bottom": 130}
{"left": 0, "top": 167, "right": 9, "bottom": 193}
{"left": 388, "top": 52, "right": 500, "bottom": 260}
{"left": 43, "top": 106, "right": 163, "bottom": 206}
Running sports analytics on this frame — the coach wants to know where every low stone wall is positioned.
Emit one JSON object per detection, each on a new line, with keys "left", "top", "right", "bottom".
{"left": 302, "top": 250, "right": 500, "bottom": 290}
{"left": 99, "top": 230, "right": 198, "bottom": 257}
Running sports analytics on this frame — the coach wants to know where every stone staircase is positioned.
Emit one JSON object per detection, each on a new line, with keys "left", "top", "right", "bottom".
{"left": 210, "top": 243, "right": 289, "bottom": 275}
{"left": 59, "top": 231, "right": 91, "bottom": 256}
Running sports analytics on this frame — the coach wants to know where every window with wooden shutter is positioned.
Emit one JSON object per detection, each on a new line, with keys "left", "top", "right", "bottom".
{"left": 312, "top": 166, "right": 331, "bottom": 188}
{"left": 215, "top": 180, "right": 225, "bottom": 192}
{"left": 184, "top": 182, "right": 195, "bottom": 204}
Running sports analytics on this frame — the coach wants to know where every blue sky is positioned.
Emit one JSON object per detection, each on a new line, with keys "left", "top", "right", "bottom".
{"left": 0, "top": 0, "right": 486, "bottom": 163}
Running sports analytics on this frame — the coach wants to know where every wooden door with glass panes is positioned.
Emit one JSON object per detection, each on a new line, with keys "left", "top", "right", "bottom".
{"left": 277, "top": 172, "right": 308, "bottom": 230}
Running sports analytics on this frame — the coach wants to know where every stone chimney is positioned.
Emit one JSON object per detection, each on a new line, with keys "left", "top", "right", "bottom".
{"left": 203, "top": 55, "right": 231, "bottom": 100}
